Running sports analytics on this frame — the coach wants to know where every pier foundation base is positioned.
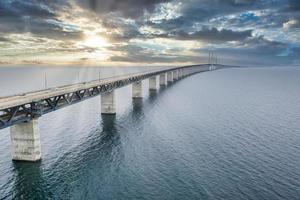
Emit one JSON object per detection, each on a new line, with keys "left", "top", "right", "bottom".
{"left": 101, "top": 91, "right": 116, "bottom": 114}
{"left": 10, "top": 118, "right": 41, "bottom": 162}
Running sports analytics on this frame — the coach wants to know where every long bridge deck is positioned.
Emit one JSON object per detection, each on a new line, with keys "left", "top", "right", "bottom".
{"left": 0, "top": 64, "right": 212, "bottom": 130}
{"left": 0, "top": 68, "right": 169, "bottom": 110}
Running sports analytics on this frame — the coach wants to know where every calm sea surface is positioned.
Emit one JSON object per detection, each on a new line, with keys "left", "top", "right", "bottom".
{"left": 0, "top": 66, "right": 300, "bottom": 200}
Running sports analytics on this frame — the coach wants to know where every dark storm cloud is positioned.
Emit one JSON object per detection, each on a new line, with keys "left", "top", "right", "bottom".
{"left": 274, "top": 0, "right": 300, "bottom": 29}
{"left": 0, "top": 0, "right": 56, "bottom": 24}
{"left": 241, "top": 36, "right": 288, "bottom": 55}
{"left": 290, "top": 47, "right": 300, "bottom": 56}
{"left": 108, "top": 44, "right": 145, "bottom": 53}
{"left": 288, "top": 0, "right": 300, "bottom": 11}
{"left": 77, "top": 0, "right": 172, "bottom": 18}
{"left": 94, "top": 0, "right": 298, "bottom": 64}
{"left": 145, "top": 0, "right": 263, "bottom": 32}
{"left": 0, "top": 0, "right": 81, "bottom": 40}
{"left": 194, "top": 36, "right": 288, "bottom": 56}
{"left": 192, "top": 36, "right": 294, "bottom": 65}
{"left": 109, "top": 44, "right": 203, "bottom": 63}
{"left": 109, "top": 34, "right": 291, "bottom": 65}
{"left": 0, "top": 36, "right": 10, "bottom": 42}
{"left": 100, "top": 20, "right": 144, "bottom": 42}
{"left": 104, "top": 26, "right": 253, "bottom": 44}
{"left": 152, "top": 28, "right": 252, "bottom": 42}
{"left": 10, "top": 1, "right": 56, "bottom": 18}
{"left": 0, "top": 0, "right": 299, "bottom": 65}
{"left": 145, "top": 0, "right": 298, "bottom": 33}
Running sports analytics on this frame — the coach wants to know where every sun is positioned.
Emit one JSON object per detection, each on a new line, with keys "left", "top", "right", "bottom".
{"left": 76, "top": 33, "right": 110, "bottom": 61}
{"left": 83, "top": 35, "right": 109, "bottom": 48}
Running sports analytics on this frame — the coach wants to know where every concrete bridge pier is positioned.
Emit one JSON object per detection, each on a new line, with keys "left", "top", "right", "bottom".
{"left": 101, "top": 91, "right": 116, "bottom": 114}
{"left": 180, "top": 69, "right": 185, "bottom": 78}
{"left": 159, "top": 73, "right": 166, "bottom": 86}
{"left": 132, "top": 81, "right": 142, "bottom": 98}
{"left": 149, "top": 76, "right": 157, "bottom": 91}
{"left": 178, "top": 70, "right": 183, "bottom": 79}
{"left": 173, "top": 71, "right": 178, "bottom": 81}
{"left": 167, "top": 72, "right": 173, "bottom": 84}
{"left": 10, "top": 118, "right": 42, "bottom": 161}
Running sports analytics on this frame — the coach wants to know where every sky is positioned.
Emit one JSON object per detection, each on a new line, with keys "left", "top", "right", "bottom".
{"left": 0, "top": 0, "right": 299, "bottom": 67}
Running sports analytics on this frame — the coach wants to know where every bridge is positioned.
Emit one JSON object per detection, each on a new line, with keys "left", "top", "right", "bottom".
{"left": 0, "top": 64, "right": 220, "bottom": 162}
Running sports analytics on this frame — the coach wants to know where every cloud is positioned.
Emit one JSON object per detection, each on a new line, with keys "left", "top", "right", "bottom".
{"left": 0, "top": 0, "right": 82, "bottom": 40}
{"left": 192, "top": 36, "right": 293, "bottom": 65}
{"left": 283, "top": 19, "right": 300, "bottom": 29}
{"left": 107, "top": 44, "right": 203, "bottom": 63}
{"left": 241, "top": 36, "right": 288, "bottom": 55}
{"left": 99, "top": 20, "right": 144, "bottom": 43}
{"left": 77, "top": 0, "right": 172, "bottom": 18}
{"left": 0, "top": 36, "right": 10, "bottom": 42}
{"left": 21, "top": 60, "right": 45, "bottom": 65}
{"left": 288, "top": 0, "right": 300, "bottom": 11}
{"left": 0, "top": 61, "right": 10, "bottom": 64}
{"left": 151, "top": 28, "right": 252, "bottom": 42}
{"left": 10, "top": 1, "right": 56, "bottom": 18}
{"left": 0, "top": 0, "right": 299, "bottom": 65}
{"left": 146, "top": 0, "right": 299, "bottom": 32}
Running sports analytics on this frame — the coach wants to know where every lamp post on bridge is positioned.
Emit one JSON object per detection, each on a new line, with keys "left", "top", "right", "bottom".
{"left": 44, "top": 71, "right": 48, "bottom": 89}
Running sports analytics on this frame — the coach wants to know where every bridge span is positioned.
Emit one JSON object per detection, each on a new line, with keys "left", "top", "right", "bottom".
{"left": 0, "top": 64, "right": 219, "bottom": 162}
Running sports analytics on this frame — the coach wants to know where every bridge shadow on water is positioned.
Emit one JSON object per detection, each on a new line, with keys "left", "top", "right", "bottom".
{"left": 132, "top": 98, "right": 143, "bottom": 116}
{"left": 10, "top": 79, "right": 180, "bottom": 199}
{"left": 11, "top": 161, "right": 53, "bottom": 199}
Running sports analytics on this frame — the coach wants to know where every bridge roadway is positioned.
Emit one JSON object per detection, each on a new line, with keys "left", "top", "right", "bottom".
{"left": 0, "top": 64, "right": 217, "bottom": 161}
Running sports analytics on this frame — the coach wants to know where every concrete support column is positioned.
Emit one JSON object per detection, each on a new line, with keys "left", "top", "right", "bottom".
{"left": 178, "top": 70, "right": 182, "bottom": 79}
{"left": 149, "top": 76, "right": 157, "bottom": 91}
{"left": 182, "top": 69, "right": 185, "bottom": 77}
{"left": 173, "top": 71, "right": 178, "bottom": 81}
{"left": 132, "top": 81, "right": 142, "bottom": 98}
{"left": 10, "top": 118, "right": 42, "bottom": 161}
{"left": 101, "top": 90, "right": 116, "bottom": 114}
{"left": 167, "top": 71, "right": 173, "bottom": 83}
{"left": 159, "top": 73, "right": 166, "bottom": 86}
